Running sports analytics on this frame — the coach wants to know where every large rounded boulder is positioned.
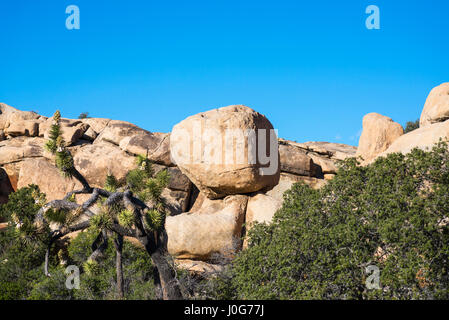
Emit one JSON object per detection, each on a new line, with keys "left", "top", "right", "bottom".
{"left": 420, "top": 82, "right": 449, "bottom": 127}
{"left": 170, "top": 105, "right": 280, "bottom": 199}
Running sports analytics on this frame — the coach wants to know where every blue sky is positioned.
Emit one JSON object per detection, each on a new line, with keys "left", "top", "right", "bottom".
{"left": 1, "top": 0, "right": 448, "bottom": 146}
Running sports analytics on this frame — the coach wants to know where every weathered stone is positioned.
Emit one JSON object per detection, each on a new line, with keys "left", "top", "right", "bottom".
{"left": 166, "top": 194, "right": 248, "bottom": 261}
{"left": 73, "top": 143, "right": 136, "bottom": 188}
{"left": 5, "top": 119, "right": 40, "bottom": 137}
{"left": 61, "top": 123, "right": 89, "bottom": 146}
{"left": 80, "top": 118, "right": 111, "bottom": 134}
{"left": 246, "top": 193, "right": 282, "bottom": 227}
{"left": 420, "top": 83, "right": 449, "bottom": 127}
{"left": 0, "top": 103, "right": 19, "bottom": 130}
{"left": 356, "top": 113, "right": 404, "bottom": 162}
{"left": 298, "top": 141, "right": 357, "bottom": 161}
{"left": 0, "top": 144, "right": 43, "bottom": 165}
{"left": 175, "top": 259, "right": 224, "bottom": 275}
{"left": 162, "top": 189, "right": 190, "bottom": 216}
{"left": 17, "top": 158, "right": 82, "bottom": 201}
{"left": 308, "top": 153, "right": 337, "bottom": 174}
{"left": 119, "top": 132, "right": 172, "bottom": 166}
{"left": 82, "top": 126, "right": 97, "bottom": 141}
{"left": 39, "top": 117, "right": 83, "bottom": 139}
{"left": 95, "top": 120, "right": 148, "bottom": 146}
{"left": 278, "top": 142, "right": 314, "bottom": 176}
{"left": 377, "top": 119, "right": 449, "bottom": 159}
{"left": 170, "top": 105, "right": 280, "bottom": 199}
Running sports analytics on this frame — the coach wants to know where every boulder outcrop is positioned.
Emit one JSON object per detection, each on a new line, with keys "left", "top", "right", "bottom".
{"left": 170, "top": 105, "right": 280, "bottom": 199}
{"left": 0, "top": 102, "right": 357, "bottom": 267}
{"left": 356, "top": 113, "right": 404, "bottom": 162}
{"left": 420, "top": 82, "right": 449, "bottom": 127}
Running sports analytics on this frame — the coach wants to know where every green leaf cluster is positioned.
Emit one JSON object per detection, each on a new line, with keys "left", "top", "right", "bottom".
{"left": 228, "top": 140, "right": 449, "bottom": 300}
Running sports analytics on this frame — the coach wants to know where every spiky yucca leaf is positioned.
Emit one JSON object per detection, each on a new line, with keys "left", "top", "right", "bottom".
{"left": 118, "top": 209, "right": 135, "bottom": 228}
{"left": 104, "top": 174, "right": 120, "bottom": 192}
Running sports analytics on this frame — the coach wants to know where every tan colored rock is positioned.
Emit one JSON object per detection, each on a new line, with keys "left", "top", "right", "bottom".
{"left": 0, "top": 144, "right": 43, "bottom": 165}
{"left": 377, "top": 119, "right": 449, "bottom": 159}
{"left": 298, "top": 141, "right": 357, "bottom": 161}
{"left": 279, "top": 142, "right": 314, "bottom": 176}
{"left": 61, "top": 123, "right": 89, "bottom": 146}
{"left": 38, "top": 117, "right": 88, "bottom": 146}
{"left": 170, "top": 105, "right": 280, "bottom": 199}
{"left": 0, "top": 103, "right": 19, "bottom": 130}
{"left": 175, "top": 259, "right": 224, "bottom": 275}
{"left": 420, "top": 83, "right": 449, "bottom": 127}
{"left": 82, "top": 126, "right": 97, "bottom": 141}
{"left": 246, "top": 193, "right": 282, "bottom": 227}
{"left": 80, "top": 118, "right": 110, "bottom": 134}
{"left": 356, "top": 113, "right": 404, "bottom": 162}
{"left": 166, "top": 194, "right": 248, "bottom": 261}
{"left": 95, "top": 120, "right": 148, "bottom": 146}
{"left": 119, "top": 132, "right": 172, "bottom": 166}
{"left": 17, "top": 158, "right": 82, "bottom": 201}
{"left": 73, "top": 143, "right": 136, "bottom": 187}
{"left": 308, "top": 153, "right": 337, "bottom": 174}
{"left": 5, "top": 120, "right": 40, "bottom": 137}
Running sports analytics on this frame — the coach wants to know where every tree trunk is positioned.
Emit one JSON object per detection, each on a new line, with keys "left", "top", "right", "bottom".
{"left": 114, "top": 234, "right": 124, "bottom": 299}
{"left": 150, "top": 249, "right": 183, "bottom": 300}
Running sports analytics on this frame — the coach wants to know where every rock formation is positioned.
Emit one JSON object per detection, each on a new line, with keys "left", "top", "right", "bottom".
{"left": 420, "top": 82, "right": 449, "bottom": 127}
{"left": 0, "top": 102, "right": 357, "bottom": 272}
{"left": 357, "top": 83, "right": 449, "bottom": 163}
{"left": 356, "top": 113, "right": 404, "bottom": 163}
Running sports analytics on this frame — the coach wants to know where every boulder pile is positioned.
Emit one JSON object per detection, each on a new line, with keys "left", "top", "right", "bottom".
{"left": 0, "top": 102, "right": 356, "bottom": 270}
{"left": 356, "top": 82, "right": 449, "bottom": 163}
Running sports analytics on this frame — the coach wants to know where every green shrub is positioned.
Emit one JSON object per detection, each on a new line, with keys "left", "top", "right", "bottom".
{"left": 404, "top": 119, "right": 420, "bottom": 133}
{"left": 230, "top": 141, "right": 449, "bottom": 300}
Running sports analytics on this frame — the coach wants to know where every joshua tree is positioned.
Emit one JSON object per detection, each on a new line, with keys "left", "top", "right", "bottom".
{"left": 33, "top": 110, "right": 182, "bottom": 299}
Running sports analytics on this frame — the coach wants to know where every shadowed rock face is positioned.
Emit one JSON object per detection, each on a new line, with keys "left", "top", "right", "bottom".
{"left": 0, "top": 167, "right": 13, "bottom": 205}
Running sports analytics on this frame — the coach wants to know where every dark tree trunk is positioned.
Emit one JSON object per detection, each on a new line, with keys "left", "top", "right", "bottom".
{"left": 113, "top": 234, "right": 124, "bottom": 299}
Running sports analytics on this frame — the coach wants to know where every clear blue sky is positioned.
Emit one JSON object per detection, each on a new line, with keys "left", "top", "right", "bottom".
{"left": 1, "top": 0, "right": 448, "bottom": 146}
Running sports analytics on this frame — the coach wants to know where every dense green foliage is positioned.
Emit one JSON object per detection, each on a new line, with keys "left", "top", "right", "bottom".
{"left": 225, "top": 141, "right": 449, "bottom": 299}
{"left": 404, "top": 119, "right": 420, "bottom": 133}
{"left": 0, "top": 157, "right": 170, "bottom": 300}
{"left": 0, "top": 194, "right": 157, "bottom": 300}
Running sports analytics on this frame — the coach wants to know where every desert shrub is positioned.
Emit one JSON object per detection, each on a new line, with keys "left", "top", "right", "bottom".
{"left": 229, "top": 141, "right": 449, "bottom": 300}
{"left": 404, "top": 119, "right": 420, "bottom": 133}
{"left": 0, "top": 186, "right": 49, "bottom": 300}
